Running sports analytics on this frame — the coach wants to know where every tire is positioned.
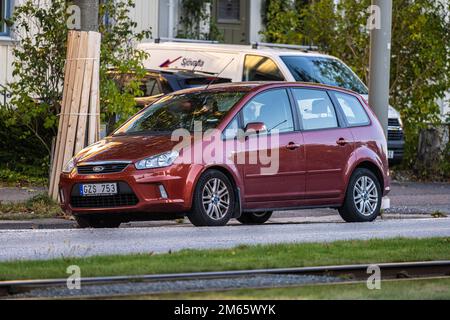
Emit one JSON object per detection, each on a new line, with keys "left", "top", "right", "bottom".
{"left": 338, "top": 168, "right": 382, "bottom": 223}
{"left": 188, "top": 170, "right": 236, "bottom": 227}
{"left": 74, "top": 215, "right": 122, "bottom": 229}
{"left": 237, "top": 211, "right": 273, "bottom": 225}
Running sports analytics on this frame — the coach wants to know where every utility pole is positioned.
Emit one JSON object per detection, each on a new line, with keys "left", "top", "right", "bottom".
{"left": 368, "top": 0, "right": 392, "bottom": 135}
{"left": 72, "top": 0, "right": 99, "bottom": 32}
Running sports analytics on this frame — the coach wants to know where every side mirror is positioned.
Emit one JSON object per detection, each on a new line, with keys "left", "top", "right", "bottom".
{"left": 245, "top": 122, "right": 267, "bottom": 136}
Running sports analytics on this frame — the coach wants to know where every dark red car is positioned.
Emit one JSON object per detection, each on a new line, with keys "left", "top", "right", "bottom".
{"left": 59, "top": 82, "right": 390, "bottom": 228}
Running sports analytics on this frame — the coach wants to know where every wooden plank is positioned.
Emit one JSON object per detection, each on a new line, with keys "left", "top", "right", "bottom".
{"left": 50, "top": 31, "right": 83, "bottom": 199}
{"left": 60, "top": 32, "right": 89, "bottom": 174}
{"left": 49, "top": 31, "right": 77, "bottom": 199}
{"left": 88, "top": 32, "right": 101, "bottom": 145}
{"left": 74, "top": 32, "right": 96, "bottom": 154}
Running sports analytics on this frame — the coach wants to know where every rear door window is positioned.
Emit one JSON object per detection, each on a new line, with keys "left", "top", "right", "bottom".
{"left": 243, "top": 55, "right": 285, "bottom": 81}
{"left": 334, "top": 92, "right": 370, "bottom": 126}
{"left": 292, "top": 89, "right": 339, "bottom": 131}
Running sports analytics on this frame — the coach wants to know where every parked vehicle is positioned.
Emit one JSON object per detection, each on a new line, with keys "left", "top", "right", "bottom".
{"left": 138, "top": 41, "right": 405, "bottom": 163}
{"left": 131, "top": 69, "right": 231, "bottom": 108}
{"left": 59, "top": 82, "right": 390, "bottom": 228}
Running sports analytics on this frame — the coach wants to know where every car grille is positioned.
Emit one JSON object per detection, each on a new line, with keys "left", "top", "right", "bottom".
{"left": 388, "top": 130, "right": 404, "bottom": 141}
{"left": 71, "top": 194, "right": 139, "bottom": 209}
{"left": 77, "top": 163, "right": 129, "bottom": 175}
{"left": 388, "top": 119, "right": 401, "bottom": 127}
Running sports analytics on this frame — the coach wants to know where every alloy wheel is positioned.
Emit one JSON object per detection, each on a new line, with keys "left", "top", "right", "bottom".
{"left": 202, "top": 178, "right": 230, "bottom": 220}
{"left": 353, "top": 176, "right": 379, "bottom": 216}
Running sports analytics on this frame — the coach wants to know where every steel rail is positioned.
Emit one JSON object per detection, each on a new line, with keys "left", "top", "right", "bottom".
{"left": 1, "top": 260, "right": 450, "bottom": 296}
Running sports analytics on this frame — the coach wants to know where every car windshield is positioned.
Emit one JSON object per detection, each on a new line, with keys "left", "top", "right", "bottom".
{"left": 281, "top": 56, "right": 368, "bottom": 95}
{"left": 115, "top": 91, "right": 246, "bottom": 134}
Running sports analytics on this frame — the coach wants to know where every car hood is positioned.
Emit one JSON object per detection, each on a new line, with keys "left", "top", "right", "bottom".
{"left": 76, "top": 134, "right": 180, "bottom": 164}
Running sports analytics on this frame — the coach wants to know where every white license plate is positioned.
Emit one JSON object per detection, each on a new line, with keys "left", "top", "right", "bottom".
{"left": 80, "top": 183, "right": 118, "bottom": 196}
{"left": 388, "top": 150, "right": 395, "bottom": 159}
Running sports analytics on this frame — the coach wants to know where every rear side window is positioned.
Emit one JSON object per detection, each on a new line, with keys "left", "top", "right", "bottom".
{"left": 243, "top": 55, "right": 285, "bottom": 81}
{"left": 140, "top": 77, "right": 162, "bottom": 97}
{"left": 241, "top": 89, "right": 294, "bottom": 133}
{"left": 292, "top": 89, "right": 338, "bottom": 131}
{"left": 334, "top": 92, "right": 370, "bottom": 126}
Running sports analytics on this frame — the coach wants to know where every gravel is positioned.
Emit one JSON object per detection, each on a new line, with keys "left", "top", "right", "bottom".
{"left": 12, "top": 274, "right": 342, "bottom": 299}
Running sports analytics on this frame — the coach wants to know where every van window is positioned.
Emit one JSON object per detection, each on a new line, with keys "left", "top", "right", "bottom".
{"left": 334, "top": 92, "right": 370, "bottom": 126}
{"left": 243, "top": 55, "right": 285, "bottom": 82}
{"left": 241, "top": 89, "right": 294, "bottom": 133}
{"left": 281, "top": 56, "right": 368, "bottom": 95}
{"left": 292, "top": 89, "right": 338, "bottom": 131}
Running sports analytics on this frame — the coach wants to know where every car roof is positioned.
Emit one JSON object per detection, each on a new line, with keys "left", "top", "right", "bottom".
{"left": 146, "top": 68, "right": 226, "bottom": 79}
{"left": 139, "top": 42, "right": 334, "bottom": 59}
{"left": 171, "top": 81, "right": 361, "bottom": 96}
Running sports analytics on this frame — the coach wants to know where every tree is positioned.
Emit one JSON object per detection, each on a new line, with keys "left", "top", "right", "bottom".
{"left": 5, "top": 0, "right": 151, "bottom": 164}
{"left": 262, "top": 0, "right": 450, "bottom": 171}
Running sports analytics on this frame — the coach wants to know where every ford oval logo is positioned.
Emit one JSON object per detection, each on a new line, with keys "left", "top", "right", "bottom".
{"left": 93, "top": 166, "right": 105, "bottom": 173}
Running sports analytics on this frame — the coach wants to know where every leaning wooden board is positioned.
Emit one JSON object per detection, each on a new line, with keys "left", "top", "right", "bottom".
{"left": 49, "top": 31, "right": 101, "bottom": 201}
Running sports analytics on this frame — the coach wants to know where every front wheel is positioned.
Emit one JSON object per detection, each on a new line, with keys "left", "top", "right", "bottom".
{"left": 237, "top": 211, "right": 273, "bottom": 225}
{"left": 188, "top": 170, "right": 236, "bottom": 227}
{"left": 338, "top": 168, "right": 382, "bottom": 223}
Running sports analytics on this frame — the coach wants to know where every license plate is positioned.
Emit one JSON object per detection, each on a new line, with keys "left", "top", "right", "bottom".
{"left": 80, "top": 183, "right": 118, "bottom": 196}
{"left": 388, "top": 150, "right": 394, "bottom": 159}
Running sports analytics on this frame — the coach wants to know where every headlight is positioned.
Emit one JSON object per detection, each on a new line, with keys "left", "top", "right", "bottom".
{"left": 135, "top": 151, "right": 179, "bottom": 170}
{"left": 63, "top": 157, "right": 76, "bottom": 174}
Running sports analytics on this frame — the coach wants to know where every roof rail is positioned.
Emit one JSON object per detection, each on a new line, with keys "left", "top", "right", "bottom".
{"left": 154, "top": 37, "right": 219, "bottom": 44}
{"left": 251, "top": 42, "right": 319, "bottom": 52}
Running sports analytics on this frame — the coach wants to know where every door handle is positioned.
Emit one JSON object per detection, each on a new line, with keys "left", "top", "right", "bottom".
{"left": 336, "top": 138, "right": 349, "bottom": 146}
{"left": 286, "top": 142, "right": 301, "bottom": 150}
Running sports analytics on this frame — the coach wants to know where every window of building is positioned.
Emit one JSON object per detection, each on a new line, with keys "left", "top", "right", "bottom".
{"left": 241, "top": 89, "right": 294, "bottom": 134}
{"left": 292, "top": 89, "right": 338, "bottom": 131}
{"left": 0, "top": 0, "right": 6, "bottom": 35}
{"left": 0, "top": 0, "right": 11, "bottom": 36}
{"left": 334, "top": 92, "right": 370, "bottom": 126}
{"left": 243, "top": 55, "right": 285, "bottom": 82}
{"left": 217, "top": 0, "right": 240, "bottom": 22}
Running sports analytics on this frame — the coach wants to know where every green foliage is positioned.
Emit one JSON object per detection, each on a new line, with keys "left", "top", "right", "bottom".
{"left": 99, "top": 0, "right": 151, "bottom": 132}
{"left": 6, "top": 0, "right": 69, "bottom": 155}
{"left": 2, "top": 0, "right": 151, "bottom": 181}
{"left": 0, "top": 108, "right": 50, "bottom": 185}
{"left": 262, "top": 0, "right": 450, "bottom": 169}
{"left": 178, "top": 0, "right": 222, "bottom": 41}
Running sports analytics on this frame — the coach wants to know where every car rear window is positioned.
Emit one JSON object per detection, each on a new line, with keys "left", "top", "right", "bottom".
{"left": 334, "top": 92, "right": 370, "bottom": 126}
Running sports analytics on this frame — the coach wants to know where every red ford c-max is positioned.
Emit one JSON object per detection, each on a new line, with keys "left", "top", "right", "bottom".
{"left": 59, "top": 82, "right": 390, "bottom": 228}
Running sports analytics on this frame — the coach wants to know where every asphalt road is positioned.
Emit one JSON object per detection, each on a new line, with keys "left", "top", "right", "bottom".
{"left": 1, "top": 218, "right": 450, "bottom": 261}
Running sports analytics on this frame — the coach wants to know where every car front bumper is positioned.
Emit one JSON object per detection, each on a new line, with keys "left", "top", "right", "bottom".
{"left": 59, "top": 164, "right": 202, "bottom": 217}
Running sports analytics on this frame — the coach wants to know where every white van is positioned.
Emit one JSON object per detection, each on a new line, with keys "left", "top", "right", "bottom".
{"left": 138, "top": 41, "right": 405, "bottom": 162}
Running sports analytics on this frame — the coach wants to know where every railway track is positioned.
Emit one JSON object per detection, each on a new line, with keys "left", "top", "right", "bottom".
{"left": 1, "top": 260, "right": 450, "bottom": 299}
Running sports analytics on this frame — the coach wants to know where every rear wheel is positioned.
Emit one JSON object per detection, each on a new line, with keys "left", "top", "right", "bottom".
{"left": 338, "top": 168, "right": 382, "bottom": 223}
{"left": 237, "top": 211, "right": 273, "bottom": 225}
{"left": 74, "top": 215, "right": 122, "bottom": 229}
{"left": 188, "top": 170, "right": 236, "bottom": 227}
